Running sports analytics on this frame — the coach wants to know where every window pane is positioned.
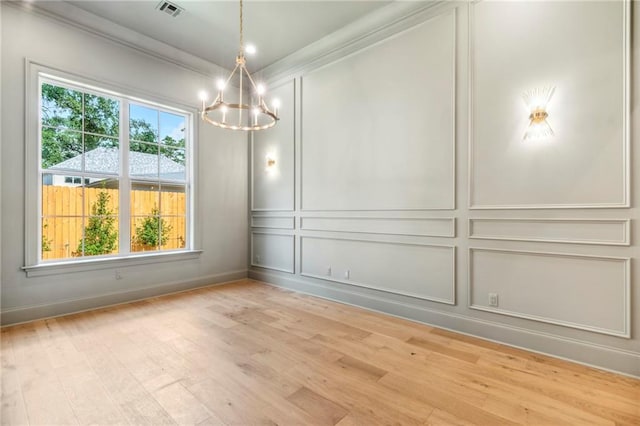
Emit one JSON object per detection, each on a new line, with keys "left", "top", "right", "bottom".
{"left": 130, "top": 142, "right": 159, "bottom": 179}
{"left": 159, "top": 184, "right": 186, "bottom": 216}
{"left": 84, "top": 183, "right": 119, "bottom": 220}
{"left": 42, "top": 175, "right": 84, "bottom": 217}
{"left": 131, "top": 216, "right": 160, "bottom": 252}
{"left": 42, "top": 127, "right": 82, "bottom": 170}
{"left": 41, "top": 217, "right": 83, "bottom": 260}
{"left": 159, "top": 147, "right": 185, "bottom": 180}
{"left": 84, "top": 135, "right": 119, "bottom": 174}
{"left": 160, "top": 216, "right": 186, "bottom": 251}
{"left": 41, "top": 83, "right": 82, "bottom": 130}
{"left": 130, "top": 104, "right": 158, "bottom": 143}
{"left": 81, "top": 215, "right": 119, "bottom": 257}
{"left": 130, "top": 182, "right": 159, "bottom": 216}
{"left": 160, "top": 112, "right": 185, "bottom": 148}
{"left": 84, "top": 93, "right": 119, "bottom": 137}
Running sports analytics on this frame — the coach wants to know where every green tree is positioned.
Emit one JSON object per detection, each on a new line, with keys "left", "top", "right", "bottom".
{"left": 133, "top": 205, "right": 172, "bottom": 248}
{"left": 41, "top": 83, "right": 186, "bottom": 168}
{"left": 42, "top": 223, "right": 52, "bottom": 252}
{"left": 41, "top": 84, "right": 120, "bottom": 169}
{"left": 78, "top": 190, "right": 118, "bottom": 256}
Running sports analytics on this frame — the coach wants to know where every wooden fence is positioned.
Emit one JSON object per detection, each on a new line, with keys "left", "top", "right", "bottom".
{"left": 42, "top": 186, "right": 186, "bottom": 260}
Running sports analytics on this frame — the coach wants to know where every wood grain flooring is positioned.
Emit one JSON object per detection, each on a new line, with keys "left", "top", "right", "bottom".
{"left": 1, "top": 279, "right": 638, "bottom": 425}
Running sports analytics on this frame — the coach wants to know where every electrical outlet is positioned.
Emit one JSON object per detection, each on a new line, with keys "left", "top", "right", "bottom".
{"left": 255, "top": 254, "right": 261, "bottom": 264}
{"left": 326, "top": 266, "right": 332, "bottom": 276}
{"left": 488, "top": 293, "right": 499, "bottom": 307}
{"left": 344, "top": 270, "right": 350, "bottom": 279}
{"left": 115, "top": 270, "right": 123, "bottom": 280}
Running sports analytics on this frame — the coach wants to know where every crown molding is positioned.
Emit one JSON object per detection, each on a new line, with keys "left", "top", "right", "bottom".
{"left": 4, "top": 0, "right": 228, "bottom": 78}
{"left": 256, "top": 0, "right": 454, "bottom": 85}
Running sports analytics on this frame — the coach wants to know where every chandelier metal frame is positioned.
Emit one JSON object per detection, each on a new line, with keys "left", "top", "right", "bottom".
{"left": 200, "top": 0, "right": 279, "bottom": 131}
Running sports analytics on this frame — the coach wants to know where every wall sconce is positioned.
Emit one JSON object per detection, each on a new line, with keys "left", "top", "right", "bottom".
{"left": 265, "top": 154, "right": 276, "bottom": 172}
{"left": 522, "top": 86, "right": 555, "bottom": 141}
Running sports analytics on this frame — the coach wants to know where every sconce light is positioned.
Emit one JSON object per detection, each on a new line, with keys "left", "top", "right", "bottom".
{"left": 265, "top": 154, "right": 276, "bottom": 172}
{"left": 522, "top": 86, "right": 555, "bottom": 141}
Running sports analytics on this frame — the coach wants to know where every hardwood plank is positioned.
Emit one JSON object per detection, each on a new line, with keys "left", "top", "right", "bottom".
{"left": 0, "top": 329, "right": 30, "bottom": 426}
{"left": 6, "top": 323, "right": 79, "bottom": 425}
{"left": 1, "top": 279, "right": 637, "bottom": 426}
{"left": 152, "top": 382, "right": 213, "bottom": 425}
{"left": 287, "top": 386, "right": 349, "bottom": 425}
{"left": 335, "top": 355, "right": 388, "bottom": 382}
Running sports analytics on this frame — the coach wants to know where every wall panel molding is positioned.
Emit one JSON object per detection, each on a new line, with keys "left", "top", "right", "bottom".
{"left": 468, "top": 0, "right": 630, "bottom": 209}
{"left": 301, "top": 235, "right": 455, "bottom": 305}
{"left": 469, "top": 218, "right": 630, "bottom": 246}
{"left": 300, "top": 8, "right": 456, "bottom": 212}
{"left": 251, "top": 80, "right": 296, "bottom": 212}
{"left": 301, "top": 216, "right": 455, "bottom": 238}
{"left": 251, "top": 216, "right": 295, "bottom": 230}
{"left": 468, "top": 248, "right": 630, "bottom": 338}
{"left": 251, "top": 232, "right": 295, "bottom": 274}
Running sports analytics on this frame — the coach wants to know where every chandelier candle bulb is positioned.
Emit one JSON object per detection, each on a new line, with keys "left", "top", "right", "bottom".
{"left": 221, "top": 105, "right": 228, "bottom": 123}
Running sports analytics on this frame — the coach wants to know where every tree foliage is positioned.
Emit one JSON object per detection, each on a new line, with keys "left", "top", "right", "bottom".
{"left": 133, "top": 205, "right": 172, "bottom": 248}
{"left": 41, "top": 83, "right": 185, "bottom": 169}
{"left": 77, "top": 191, "right": 118, "bottom": 256}
{"left": 42, "top": 223, "right": 52, "bottom": 252}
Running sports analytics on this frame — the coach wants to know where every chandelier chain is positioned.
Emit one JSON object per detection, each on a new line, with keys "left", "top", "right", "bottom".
{"left": 239, "top": 0, "right": 244, "bottom": 54}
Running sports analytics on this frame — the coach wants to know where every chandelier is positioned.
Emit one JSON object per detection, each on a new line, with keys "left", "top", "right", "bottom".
{"left": 200, "top": 0, "right": 279, "bottom": 131}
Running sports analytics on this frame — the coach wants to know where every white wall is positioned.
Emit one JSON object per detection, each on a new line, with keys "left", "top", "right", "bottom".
{"left": 0, "top": 3, "right": 249, "bottom": 323}
{"left": 250, "top": 1, "right": 640, "bottom": 376}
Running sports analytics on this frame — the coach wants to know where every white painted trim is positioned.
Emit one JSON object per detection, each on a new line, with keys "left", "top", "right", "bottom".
{"left": 298, "top": 7, "right": 458, "bottom": 212}
{"left": 23, "top": 250, "right": 203, "bottom": 278}
{"left": 250, "top": 79, "right": 296, "bottom": 213}
{"left": 250, "top": 231, "right": 295, "bottom": 274}
{"left": 250, "top": 215, "right": 295, "bottom": 230}
{"left": 1, "top": 270, "right": 248, "bottom": 326}
{"left": 467, "top": 247, "right": 631, "bottom": 338}
{"left": 249, "top": 269, "right": 640, "bottom": 378}
{"left": 300, "top": 216, "right": 456, "bottom": 238}
{"left": 468, "top": 218, "right": 631, "bottom": 246}
{"left": 300, "top": 235, "right": 456, "bottom": 305}
{"left": 467, "top": 0, "right": 631, "bottom": 210}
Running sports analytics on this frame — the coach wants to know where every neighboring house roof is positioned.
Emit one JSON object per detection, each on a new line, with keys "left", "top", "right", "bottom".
{"left": 49, "top": 147, "right": 185, "bottom": 180}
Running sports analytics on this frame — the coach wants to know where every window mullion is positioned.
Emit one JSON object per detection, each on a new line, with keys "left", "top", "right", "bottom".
{"left": 33, "top": 70, "right": 192, "bottom": 267}
{"left": 119, "top": 100, "right": 131, "bottom": 255}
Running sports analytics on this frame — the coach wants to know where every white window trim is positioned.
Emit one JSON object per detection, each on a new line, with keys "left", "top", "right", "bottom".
{"left": 24, "top": 59, "right": 201, "bottom": 276}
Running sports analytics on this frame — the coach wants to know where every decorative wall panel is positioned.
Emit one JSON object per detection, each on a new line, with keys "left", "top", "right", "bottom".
{"left": 301, "top": 236, "right": 455, "bottom": 304}
{"left": 469, "top": 218, "right": 630, "bottom": 246}
{"left": 470, "top": 1, "right": 629, "bottom": 208}
{"left": 252, "top": 80, "right": 295, "bottom": 211}
{"left": 251, "top": 232, "right": 295, "bottom": 273}
{"left": 301, "top": 10, "right": 456, "bottom": 211}
{"left": 301, "top": 216, "right": 455, "bottom": 237}
{"left": 469, "top": 248, "right": 630, "bottom": 337}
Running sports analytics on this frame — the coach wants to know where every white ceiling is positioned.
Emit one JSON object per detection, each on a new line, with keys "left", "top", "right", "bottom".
{"left": 55, "top": 0, "right": 391, "bottom": 71}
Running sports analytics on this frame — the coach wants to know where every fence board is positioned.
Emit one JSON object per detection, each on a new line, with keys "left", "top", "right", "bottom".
{"left": 42, "top": 185, "right": 186, "bottom": 260}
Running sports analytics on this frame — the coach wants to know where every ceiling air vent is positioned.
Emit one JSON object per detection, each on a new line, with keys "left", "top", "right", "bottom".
{"left": 156, "top": 1, "right": 184, "bottom": 18}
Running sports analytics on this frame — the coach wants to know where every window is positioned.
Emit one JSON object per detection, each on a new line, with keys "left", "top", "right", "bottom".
{"left": 37, "top": 75, "right": 192, "bottom": 265}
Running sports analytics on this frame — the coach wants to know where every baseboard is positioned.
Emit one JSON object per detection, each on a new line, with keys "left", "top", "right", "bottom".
{"left": 249, "top": 269, "right": 640, "bottom": 379}
{"left": 1, "top": 269, "right": 248, "bottom": 326}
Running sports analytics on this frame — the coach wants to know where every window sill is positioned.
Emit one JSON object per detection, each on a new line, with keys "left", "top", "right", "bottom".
{"left": 22, "top": 250, "right": 203, "bottom": 278}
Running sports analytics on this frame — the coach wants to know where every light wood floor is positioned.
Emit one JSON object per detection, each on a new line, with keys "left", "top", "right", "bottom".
{"left": 1, "top": 279, "right": 639, "bottom": 425}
